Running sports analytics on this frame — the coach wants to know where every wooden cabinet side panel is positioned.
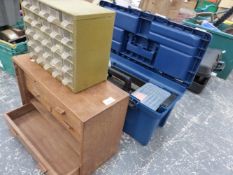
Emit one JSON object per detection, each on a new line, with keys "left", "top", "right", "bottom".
{"left": 80, "top": 97, "right": 129, "bottom": 175}
{"left": 14, "top": 62, "right": 32, "bottom": 104}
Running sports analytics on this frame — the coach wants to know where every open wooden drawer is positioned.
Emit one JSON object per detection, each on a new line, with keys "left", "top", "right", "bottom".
{"left": 5, "top": 99, "right": 81, "bottom": 175}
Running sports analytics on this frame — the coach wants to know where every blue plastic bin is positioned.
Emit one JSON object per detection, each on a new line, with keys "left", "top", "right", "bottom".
{"left": 101, "top": 1, "right": 211, "bottom": 145}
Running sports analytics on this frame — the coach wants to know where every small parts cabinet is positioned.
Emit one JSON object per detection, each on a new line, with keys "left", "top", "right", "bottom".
{"left": 5, "top": 54, "right": 129, "bottom": 175}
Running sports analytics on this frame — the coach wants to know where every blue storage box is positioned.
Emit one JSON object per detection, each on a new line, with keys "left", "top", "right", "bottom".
{"left": 100, "top": 1, "right": 211, "bottom": 145}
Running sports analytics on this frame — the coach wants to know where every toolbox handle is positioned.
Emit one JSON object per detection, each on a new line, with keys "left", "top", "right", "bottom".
{"left": 108, "top": 67, "right": 132, "bottom": 91}
{"left": 128, "top": 97, "right": 139, "bottom": 108}
{"left": 214, "top": 61, "right": 225, "bottom": 72}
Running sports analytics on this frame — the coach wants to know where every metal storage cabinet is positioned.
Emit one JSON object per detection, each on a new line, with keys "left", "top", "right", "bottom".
{"left": 101, "top": 1, "right": 211, "bottom": 145}
{"left": 21, "top": 0, "right": 115, "bottom": 92}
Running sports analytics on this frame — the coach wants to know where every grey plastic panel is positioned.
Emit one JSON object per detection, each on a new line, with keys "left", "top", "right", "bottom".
{"left": 0, "top": 0, "right": 21, "bottom": 27}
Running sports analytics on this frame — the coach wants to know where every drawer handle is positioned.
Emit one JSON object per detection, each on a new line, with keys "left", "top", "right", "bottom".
{"left": 54, "top": 106, "right": 66, "bottom": 115}
{"left": 63, "top": 121, "right": 73, "bottom": 130}
{"left": 32, "top": 89, "right": 40, "bottom": 98}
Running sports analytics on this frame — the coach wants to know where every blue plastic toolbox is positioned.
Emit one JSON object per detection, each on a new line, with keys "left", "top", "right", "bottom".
{"left": 101, "top": 1, "right": 211, "bottom": 145}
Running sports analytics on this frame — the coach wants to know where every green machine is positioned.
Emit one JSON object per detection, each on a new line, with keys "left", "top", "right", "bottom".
{"left": 195, "top": 0, "right": 221, "bottom": 13}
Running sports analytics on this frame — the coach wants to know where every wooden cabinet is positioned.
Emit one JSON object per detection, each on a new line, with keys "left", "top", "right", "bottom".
{"left": 5, "top": 54, "right": 129, "bottom": 175}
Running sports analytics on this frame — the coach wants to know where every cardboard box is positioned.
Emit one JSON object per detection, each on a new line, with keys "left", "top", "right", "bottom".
{"left": 140, "top": 0, "right": 196, "bottom": 19}
{"left": 219, "top": 0, "right": 233, "bottom": 8}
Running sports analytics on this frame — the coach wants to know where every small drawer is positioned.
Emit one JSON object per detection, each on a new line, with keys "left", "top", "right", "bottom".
{"left": 35, "top": 55, "right": 44, "bottom": 65}
{"left": 61, "top": 30, "right": 73, "bottom": 46}
{"left": 25, "top": 76, "right": 51, "bottom": 111}
{"left": 61, "top": 13, "right": 73, "bottom": 30}
{"left": 25, "top": 74, "right": 83, "bottom": 143}
{"left": 40, "top": 19, "right": 51, "bottom": 34}
{"left": 47, "top": 7, "right": 61, "bottom": 24}
{"left": 62, "top": 72, "right": 73, "bottom": 87}
{"left": 27, "top": 39, "right": 36, "bottom": 48}
{"left": 62, "top": 60, "right": 73, "bottom": 74}
{"left": 29, "top": 0, "right": 40, "bottom": 13}
{"left": 50, "top": 56, "right": 62, "bottom": 68}
{"left": 61, "top": 47, "right": 73, "bottom": 62}
{"left": 50, "top": 104, "right": 82, "bottom": 142}
{"left": 23, "top": 9, "right": 34, "bottom": 23}
{"left": 39, "top": 2, "right": 50, "bottom": 18}
{"left": 42, "top": 47, "right": 53, "bottom": 62}
{"left": 50, "top": 24, "right": 62, "bottom": 40}
{"left": 25, "top": 25, "right": 34, "bottom": 36}
{"left": 21, "top": 0, "right": 32, "bottom": 9}
{"left": 31, "top": 17, "right": 42, "bottom": 28}
{"left": 41, "top": 38, "right": 52, "bottom": 47}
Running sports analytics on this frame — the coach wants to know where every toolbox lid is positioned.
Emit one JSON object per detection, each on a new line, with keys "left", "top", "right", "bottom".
{"left": 100, "top": 1, "right": 211, "bottom": 93}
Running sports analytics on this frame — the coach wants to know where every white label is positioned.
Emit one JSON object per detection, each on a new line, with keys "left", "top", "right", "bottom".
{"left": 102, "top": 97, "right": 116, "bottom": 106}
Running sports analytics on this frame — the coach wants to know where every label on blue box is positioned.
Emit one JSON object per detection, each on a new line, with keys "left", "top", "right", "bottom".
{"left": 132, "top": 83, "right": 171, "bottom": 111}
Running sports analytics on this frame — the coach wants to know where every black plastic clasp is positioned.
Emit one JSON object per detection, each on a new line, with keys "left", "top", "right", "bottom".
{"left": 108, "top": 67, "right": 132, "bottom": 91}
{"left": 128, "top": 97, "right": 139, "bottom": 108}
{"left": 214, "top": 61, "right": 225, "bottom": 72}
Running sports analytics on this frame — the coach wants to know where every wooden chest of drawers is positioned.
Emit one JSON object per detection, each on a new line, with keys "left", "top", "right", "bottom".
{"left": 5, "top": 54, "right": 129, "bottom": 175}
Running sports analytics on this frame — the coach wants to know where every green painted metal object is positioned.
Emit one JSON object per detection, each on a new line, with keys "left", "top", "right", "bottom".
{"left": 184, "top": 18, "right": 233, "bottom": 79}
{"left": 195, "top": 0, "right": 220, "bottom": 13}
{"left": 0, "top": 19, "right": 27, "bottom": 75}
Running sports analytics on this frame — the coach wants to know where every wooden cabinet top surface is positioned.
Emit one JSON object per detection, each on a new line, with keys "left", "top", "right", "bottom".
{"left": 14, "top": 54, "right": 128, "bottom": 122}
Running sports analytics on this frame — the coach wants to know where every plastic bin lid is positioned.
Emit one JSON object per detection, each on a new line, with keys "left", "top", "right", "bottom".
{"left": 132, "top": 83, "right": 171, "bottom": 111}
{"left": 100, "top": 1, "right": 211, "bottom": 92}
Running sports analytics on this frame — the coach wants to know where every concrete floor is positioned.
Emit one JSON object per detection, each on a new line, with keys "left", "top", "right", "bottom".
{"left": 1, "top": 69, "right": 233, "bottom": 175}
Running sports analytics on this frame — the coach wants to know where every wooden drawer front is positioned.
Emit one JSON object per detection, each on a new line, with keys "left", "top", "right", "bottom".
{"left": 25, "top": 74, "right": 83, "bottom": 143}
{"left": 5, "top": 103, "right": 81, "bottom": 175}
